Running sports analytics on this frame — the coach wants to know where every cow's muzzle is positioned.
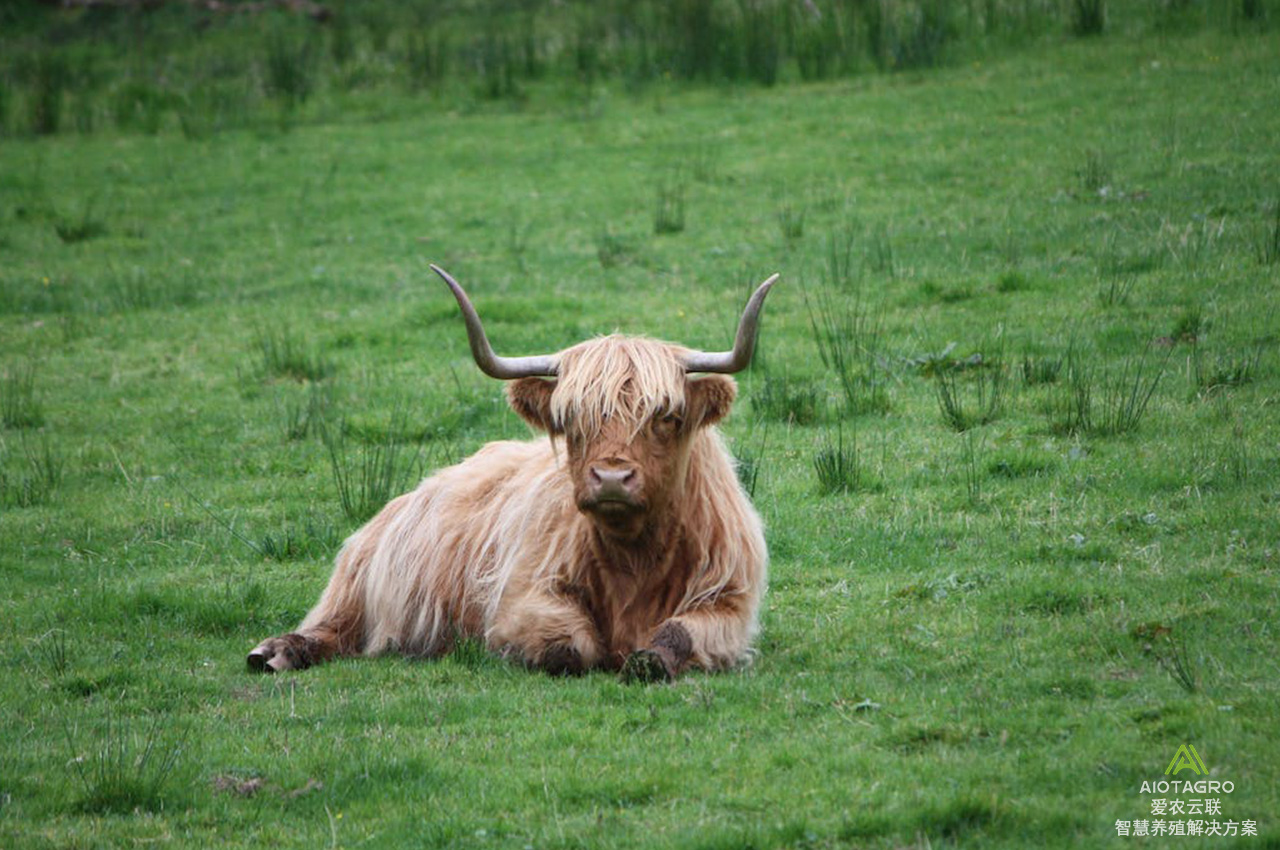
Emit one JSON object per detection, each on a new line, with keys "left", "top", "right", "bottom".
{"left": 581, "top": 465, "right": 643, "bottom": 512}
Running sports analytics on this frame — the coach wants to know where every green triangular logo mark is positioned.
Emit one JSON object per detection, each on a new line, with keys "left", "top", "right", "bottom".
{"left": 1165, "top": 744, "right": 1208, "bottom": 776}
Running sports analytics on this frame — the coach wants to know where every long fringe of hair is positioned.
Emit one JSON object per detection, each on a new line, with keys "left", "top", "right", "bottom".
{"left": 550, "top": 335, "right": 690, "bottom": 442}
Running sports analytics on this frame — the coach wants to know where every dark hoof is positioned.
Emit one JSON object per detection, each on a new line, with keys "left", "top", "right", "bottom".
{"left": 621, "top": 648, "right": 673, "bottom": 684}
{"left": 539, "top": 644, "right": 584, "bottom": 676}
{"left": 246, "top": 649, "right": 271, "bottom": 673}
{"left": 246, "top": 634, "right": 312, "bottom": 674}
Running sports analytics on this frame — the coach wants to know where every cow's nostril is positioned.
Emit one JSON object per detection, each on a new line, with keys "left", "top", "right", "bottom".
{"left": 590, "top": 466, "right": 637, "bottom": 491}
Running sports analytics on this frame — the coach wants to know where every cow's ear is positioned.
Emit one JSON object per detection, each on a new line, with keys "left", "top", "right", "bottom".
{"left": 508, "top": 377, "right": 559, "bottom": 433}
{"left": 687, "top": 374, "right": 737, "bottom": 428}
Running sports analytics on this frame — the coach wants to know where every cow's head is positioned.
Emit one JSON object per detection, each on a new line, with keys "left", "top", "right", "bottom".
{"left": 431, "top": 265, "right": 778, "bottom": 541}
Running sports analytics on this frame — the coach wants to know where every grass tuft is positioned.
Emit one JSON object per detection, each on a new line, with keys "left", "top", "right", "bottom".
{"left": 405, "top": 30, "right": 450, "bottom": 90}
{"left": 260, "top": 511, "right": 344, "bottom": 561}
{"left": 867, "top": 225, "right": 897, "bottom": 278}
{"left": 594, "top": 227, "right": 634, "bottom": 269}
{"left": 959, "top": 431, "right": 986, "bottom": 505}
{"left": 934, "top": 358, "right": 1005, "bottom": 431}
{"left": 65, "top": 712, "right": 184, "bottom": 815}
{"left": 930, "top": 337, "right": 1005, "bottom": 432}
{"left": 1020, "top": 352, "right": 1064, "bottom": 385}
{"left": 916, "top": 795, "right": 1002, "bottom": 837}
{"left": 472, "top": 28, "right": 524, "bottom": 102}
{"left": 254, "top": 324, "right": 336, "bottom": 383}
{"left": 1190, "top": 341, "right": 1263, "bottom": 394}
{"left": 1132, "top": 622, "right": 1198, "bottom": 694}
{"left": 110, "top": 81, "right": 169, "bottom": 136}
{"left": 814, "top": 424, "right": 867, "bottom": 495}
{"left": 750, "top": 373, "right": 825, "bottom": 425}
{"left": 1241, "top": 0, "right": 1265, "bottom": 20}
{"left": 264, "top": 26, "right": 317, "bottom": 111}
{"left": 995, "top": 270, "right": 1031, "bottom": 293}
{"left": 450, "top": 635, "right": 504, "bottom": 671}
{"left": 732, "top": 420, "right": 770, "bottom": 499}
{"left": 1169, "top": 306, "right": 1204, "bottom": 343}
{"left": 27, "top": 614, "right": 71, "bottom": 678}
{"left": 1162, "top": 216, "right": 1224, "bottom": 270}
{"left": 689, "top": 143, "right": 719, "bottom": 184}
{"left": 1076, "top": 148, "right": 1111, "bottom": 193}
{"left": 0, "top": 432, "right": 65, "bottom": 508}
{"left": 988, "top": 447, "right": 1057, "bottom": 479}
{"left": 653, "top": 178, "right": 687, "bottom": 235}
{"left": 1072, "top": 0, "right": 1107, "bottom": 35}
{"left": 776, "top": 200, "right": 805, "bottom": 243}
{"left": 888, "top": 0, "right": 956, "bottom": 70}
{"left": 1256, "top": 201, "right": 1280, "bottom": 266}
{"left": 276, "top": 381, "right": 334, "bottom": 441}
{"left": 805, "top": 239, "right": 890, "bottom": 415}
{"left": 324, "top": 406, "right": 428, "bottom": 523}
{"left": 506, "top": 213, "right": 532, "bottom": 271}
{"left": 1222, "top": 419, "right": 1252, "bottom": 484}
{"left": 1052, "top": 344, "right": 1168, "bottom": 436}
{"left": 1096, "top": 275, "right": 1137, "bottom": 308}
{"left": 53, "top": 197, "right": 108, "bottom": 244}
{"left": 28, "top": 52, "right": 70, "bottom": 135}
{"left": 2, "top": 363, "right": 45, "bottom": 429}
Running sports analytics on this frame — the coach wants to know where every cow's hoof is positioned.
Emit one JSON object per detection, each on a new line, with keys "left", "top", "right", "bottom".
{"left": 621, "top": 648, "right": 672, "bottom": 684}
{"left": 540, "top": 643, "right": 584, "bottom": 676}
{"left": 246, "top": 647, "right": 271, "bottom": 673}
{"left": 246, "top": 634, "right": 311, "bottom": 674}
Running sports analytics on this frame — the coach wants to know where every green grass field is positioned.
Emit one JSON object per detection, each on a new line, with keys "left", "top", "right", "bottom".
{"left": 2, "top": 4, "right": 1279, "bottom": 847}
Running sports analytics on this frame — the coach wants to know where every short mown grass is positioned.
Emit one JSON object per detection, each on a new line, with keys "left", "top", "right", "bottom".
{"left": 2, "top": 5, "right": 1279, "bottom": 849}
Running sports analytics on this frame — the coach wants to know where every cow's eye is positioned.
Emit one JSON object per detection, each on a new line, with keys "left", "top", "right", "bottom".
{"left": 654, "top": 412, "right": 683, "bottom": 436}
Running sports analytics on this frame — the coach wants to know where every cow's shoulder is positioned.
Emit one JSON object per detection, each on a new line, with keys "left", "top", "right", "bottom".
{"left": 450, "top": 437, "right": 557, "bottom": 474}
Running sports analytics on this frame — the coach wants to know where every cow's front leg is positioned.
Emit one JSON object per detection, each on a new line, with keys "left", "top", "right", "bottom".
{"left": 621, "top": 620, "right": 693, "bottom": 683}
{"left": 623, "top": 597, "right": 752, "bottom": 683}
{"left": 247, "top": 625, "right": 343, "bottom": 673}
{"left": 488, "top": 592, "right": 606, "bottom": 675}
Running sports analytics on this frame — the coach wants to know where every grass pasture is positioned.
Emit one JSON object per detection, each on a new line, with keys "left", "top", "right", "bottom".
{"left": 2, "top": 3, "right": 1280, "bottom": 848}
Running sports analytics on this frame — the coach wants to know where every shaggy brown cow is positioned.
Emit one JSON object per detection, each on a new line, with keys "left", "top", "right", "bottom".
{"left": 247, "top": 266, "right": 777, "bottom": 681}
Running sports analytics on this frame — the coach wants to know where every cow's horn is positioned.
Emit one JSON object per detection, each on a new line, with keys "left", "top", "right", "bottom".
{"left": 431, "top": 264, "right": 559, "bottom": 379}
{"left": 683, "top": 274, "right": 780, "bottom": 374}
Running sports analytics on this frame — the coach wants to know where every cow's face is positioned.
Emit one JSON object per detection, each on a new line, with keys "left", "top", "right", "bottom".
{"left": 508, "top": 337, "right": 735, "bottom": 540}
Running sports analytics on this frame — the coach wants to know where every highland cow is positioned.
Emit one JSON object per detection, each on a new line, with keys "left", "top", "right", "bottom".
{"left": 247, "top": 265, "right": 777, "bottom": 681}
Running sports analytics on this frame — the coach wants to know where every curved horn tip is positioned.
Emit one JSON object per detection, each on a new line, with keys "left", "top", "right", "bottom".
{"left": 749, "top": 273, "right": 781, "bottom": 302}
{"left": 430, "top": 265, "right": 477, "bottom": 310}
{"left": 429, "top": 263, "right": 457, "bottom": 286}
{"left": 745, "top": 272, "right": 781, "bottom": 314}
